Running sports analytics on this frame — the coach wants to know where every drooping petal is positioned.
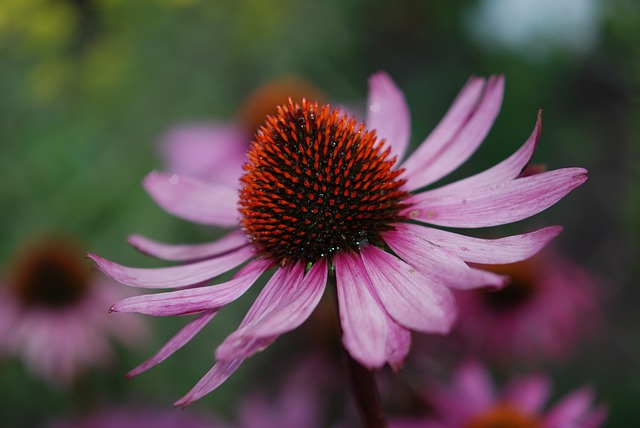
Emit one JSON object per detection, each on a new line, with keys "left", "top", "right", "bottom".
{"left": 366, "top": 72, "right": 411, "bottom": 164}
{"left": 127, "top": 310, "right": 217, "bottom": 378}
{"left": 359, "top": 245, "right": 457, "bottom": 334}
{"left": 143, "top": 171, "right": 239, "bottom": 227}
{"left": 383, "top": 228, "right": 508, "bottom": 290}
{"left": 213, "top": 265, "right": 301, "bottom": 361}
{"left": 87, "top": 245, "right": 254, "bottom": 289}
{"left": 334, "top": 251, "right": 389, "bottom": 369}
{"left": 174, "top": 358, "right": 246, "bottom": 408}
{"left": 391, "top": 223, "right": 562, "bottom": 264}
{"left": 403, "top": 168, "right": 588, "bottom": 228}
{"left": 426, "top": 110, "right": 542, "bottom": 197}
{"left": 127, "top": 229, "right": 248, "bottom": 262}
{"left": 240, "top": 259, "right": 328, "bottom": 337}
{"left": 215, "top": 261, "right": 327, "bottom": 360}
{"left": 110, "top": 259, "right": 270, "bottom": 316}
{"left": 401, "top": 76, "right": 504, "bottom": 191}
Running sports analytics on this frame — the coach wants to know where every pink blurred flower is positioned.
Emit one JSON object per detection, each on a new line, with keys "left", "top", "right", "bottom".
{"left": 159, "top": 75, "right": 325, "bottom": 188}
{"left": 0, "top": 236, "right": 146, "bottom": 386}
{"left": 89, "top": 72, "right": 587, "bottom": 405}
{"left": 390, "top": 361, "right": 607, "bottom": 428}
{"left": 453, "top": 248, "right": 600, "bottom": 361}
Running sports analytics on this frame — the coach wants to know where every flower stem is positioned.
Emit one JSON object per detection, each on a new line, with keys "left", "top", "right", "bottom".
{"left": 327, "top": 271, "right": 388, "bottom": 428}
{"left": 342, "top": 347, "right": 388, "bottom": 428}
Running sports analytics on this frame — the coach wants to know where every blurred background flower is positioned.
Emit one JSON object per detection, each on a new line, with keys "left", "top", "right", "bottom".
{"left": 1, "top": 0, "right": 638, "bottom": 426}
{"left": 452, "top": 246, "right": 602, "bottom": 362}
{"left": 0, "top": 235, "right": 146, "bottom": 386}
{"left": 388, "top": 360, "right": 607, "bottom": 428}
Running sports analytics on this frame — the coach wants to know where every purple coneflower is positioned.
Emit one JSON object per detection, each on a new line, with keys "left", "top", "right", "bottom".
{"left": 89, "top": 72, "right": 586, "bottom": 407}
{"left": 453, "top": 248, "right": 600, "bottom": 361}
{"left": 389, "top": 361, "right": 606, "bottom": 428}
{"left": 0, "top": 236, "right": 145, "bottom": 386}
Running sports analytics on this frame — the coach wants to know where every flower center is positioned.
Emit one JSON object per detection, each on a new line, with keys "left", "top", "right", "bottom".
{"left": 239, "top": 99, "right": 409, "bottom": 266}
{"left": 10, "top": 238, "right": 90, "bottom": 308}
{"left": 465, "top": 404, "right": 540, "bottom": 428}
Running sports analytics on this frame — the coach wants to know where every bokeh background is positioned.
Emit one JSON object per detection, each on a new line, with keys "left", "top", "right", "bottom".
{"left": 1, "top": 0, "right": 638, "bottom": 426}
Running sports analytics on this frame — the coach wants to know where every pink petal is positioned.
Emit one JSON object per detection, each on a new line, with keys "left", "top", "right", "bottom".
{"left": 334, "top": 251, "right": 390, "bottom": 369}
{"left": 401, "top": 75, "right": 504, "bottom": 191}
{"left": 426, "top": 110, "right": 542, "bottom": 197}
{"left": 385, "top": 318, "right": 411, "bottom": 372}
{"left": 160, "top": 123, "right": 248, "bottom": 188}
{"left": 143, "top": 171, "right": 239, "bottom": 227}
{"left": 366, "top": 72, "right": 411, "bottom": 164}
{"left": 404, "top": 167, "right": 588, "bottom": 228}
{"left": 503, "top": 374, "right": 551, "bottom": 414}
{"left": 383, "top": 228, "right": 508, "bottom": 290}
{"left": 242, "top": 259, "right": 327, "bottom": 337}
{"left": 214, "top": 265, "right": 303, "bottom": 360}
{"left": 127, "top": 309, "right": 217, "bottom": 378}
{"left": 543, "top": 388, "right": 607, "bottom": 428}
{"left": 391, "top": 223, "right": 562, "bottom": 264}
{"left": 87, "top": 245, "right": 254, "bottom": 289}
{"left": 110, "top": 259, "right": 269, "bottom": 315}
{"left": 359, "top": 245, "right": 457, "bottom": 334}
{"left": 216, "top": 261, "right": 327, "bottom": 360}
{"left": 127, "top": 229, "right": 248, "bottom": 261}
{"left": 174, "top": 358, "right": 246, "bottom": 408}
{"left": 454, "top": 361, "right": 497, "bottom": 412}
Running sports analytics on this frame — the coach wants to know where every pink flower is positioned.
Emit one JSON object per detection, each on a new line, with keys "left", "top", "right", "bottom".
{"left": 89, "top": 72, "right": 587, "bottom": 405}
{"left": 0, "top": 236, "right": 146, "bottom": 386}
{"left": 390, "top": 361, "right": 607, "bottom": 428}
{"left": 453, "top": 248, "right": 601, "bottom": 361}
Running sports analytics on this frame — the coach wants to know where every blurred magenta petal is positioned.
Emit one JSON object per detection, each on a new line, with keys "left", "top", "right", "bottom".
{"left": 503, "top": 374, "right": 551, "bottom": 414}
{"left": 366, "top": 71, "right": 411, "bottom": 164}
{"left": 143, "top": 171, "right": 239, "bottom": 227}
{"left": 127, "top": 229, "right": 248, "bottom": 262}
{"left": 87, "top": 246, "right": 254, "bottom": 289}
{"left": 396, "top": 361, "right": 606, "bottom": 428}
{"left": 160, "top": 123, "right": 248, "bottom": 188}
{"left": 544, "top": 388, "right": 608, "bottom": 428}
{"left": 404, "top": 168, "right": 587, "bottom": 228}
{"left": 127, "top": 309, "right": 217, "bottom": 378}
